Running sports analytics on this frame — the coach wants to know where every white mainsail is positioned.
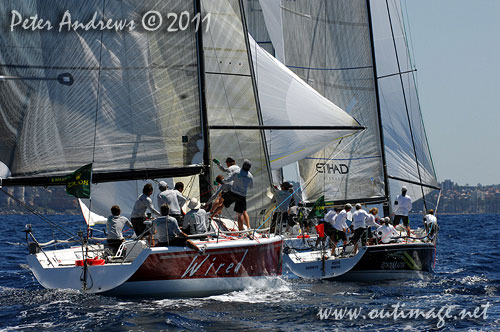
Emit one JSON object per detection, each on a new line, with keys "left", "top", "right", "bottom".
{"left": 0, "top": 1, "right": 203, "bottom": 180}
{"left": 370, "top": 0, "right": 439, "bottom": 206}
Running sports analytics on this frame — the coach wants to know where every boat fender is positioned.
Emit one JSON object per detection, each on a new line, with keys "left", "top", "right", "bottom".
{"left": 75, "top": 258, "right": 105, "bottom": 266}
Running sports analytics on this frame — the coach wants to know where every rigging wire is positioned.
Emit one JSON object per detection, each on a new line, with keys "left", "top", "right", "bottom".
{"left": 395, "top": 0, "right": 440, "bottom": 208}
{"left": 0, "top": 188, "right": 79, "bottom": 240}
{"left": 384, "top": 0, "right": 427, "bottom": 211}
{"left": 399, "top": 1, "right": 439, "bottom": 185}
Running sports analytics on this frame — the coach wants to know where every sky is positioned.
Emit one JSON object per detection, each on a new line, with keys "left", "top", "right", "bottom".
{"left": 403, "top": 0, "right": 500, "bottom": 186}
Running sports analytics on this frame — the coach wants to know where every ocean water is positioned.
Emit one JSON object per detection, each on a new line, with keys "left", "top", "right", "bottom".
{"left": 0, "top": 214, "right": 499, "bottom": 331}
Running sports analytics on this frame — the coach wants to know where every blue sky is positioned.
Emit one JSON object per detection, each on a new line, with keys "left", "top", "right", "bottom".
{"left": 404, "top": 0, "right": 500, "bottom": 186}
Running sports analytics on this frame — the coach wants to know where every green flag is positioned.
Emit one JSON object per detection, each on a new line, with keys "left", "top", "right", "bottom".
{"left": 308, "top": 195, "right": 325, "bottom": 219}
{"left": 65, "top": 163, "right": 92, "bottom": 198}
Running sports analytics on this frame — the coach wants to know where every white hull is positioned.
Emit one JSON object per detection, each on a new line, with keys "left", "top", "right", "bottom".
{"left": 283, "top": 232, "right": 435, "bottom": 281}
{"left": 26, "top": 247, "right": 149, "bottom": 293}
{"left": 283, "top": 247, "right": 367, "bottom": 279}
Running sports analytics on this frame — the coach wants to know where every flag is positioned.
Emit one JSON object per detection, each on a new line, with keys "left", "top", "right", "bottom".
{"left": 315, "top": 223, "right": 325, "bottom": 238}
{"left": 65, "top": 163, "right": 92, "bottom": 198}
{"left": 309, "top": 195, "right": 325, "bottom": 219}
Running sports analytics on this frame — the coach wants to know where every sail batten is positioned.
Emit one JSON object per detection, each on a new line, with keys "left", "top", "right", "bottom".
{"left": 1, "top": 166, "right": 204, "bottom": 187}
{"left": 210, "top": 125, "right": 365, "bottom": 130}
{"left": 387, "top": 175, "right": 441, "bottom": 191}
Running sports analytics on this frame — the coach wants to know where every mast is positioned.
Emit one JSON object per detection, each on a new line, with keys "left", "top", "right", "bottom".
{"left": 383, "top": 0, "right": 427, "bottom": 212}
{"left": 366, "top": 0, "right": 391, "bottom": 216}
{"left": 194, "top": 0, "right": 211, "bottom": 203}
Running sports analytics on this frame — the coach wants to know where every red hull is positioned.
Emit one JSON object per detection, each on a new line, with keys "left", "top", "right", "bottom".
{"left": 128, "top": 239, "right": 283, "bottom": 281}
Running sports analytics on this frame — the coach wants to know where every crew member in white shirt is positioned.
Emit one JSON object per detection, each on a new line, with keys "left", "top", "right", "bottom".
{"left": 174, "top": 182, "right": 187, "bottom": 214}
{"left": 393, "top": 186, "right": 412, "bottom": 236}
{"left": 320, "top": 207, "right": 338, "bottom": 249}
{"left": 106, "top": 205, "right": 133, "bottom": 254}
{"left": 183, "top": 198, "right": 211, "bottom": 235}
{"left": 331, "top": 204, "right": 352, "bottom": 255}
{"left": 213, "top": 156, "right": 241, "bottom": 177}
{"left": 423, "top": 209, "right": 438, "bottom": 240}
{"left": 377, "top": 217, "right": 399, "bottom": 244}
{"left": 131, "top": 183, "right": 160, "bottom": 237}
{"left": 351, "top": 204, "right": 369, "bottom": 254}
{"left": 365, "top": 207, "right": 381, "bottom": 245}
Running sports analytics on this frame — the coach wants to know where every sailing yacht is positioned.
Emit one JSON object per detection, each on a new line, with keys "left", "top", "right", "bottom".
{"left": 0, "top": 0, "right": 362, "bottom": 295}
{"left": 245, "top": 0, "right": 440, "bottom": 280}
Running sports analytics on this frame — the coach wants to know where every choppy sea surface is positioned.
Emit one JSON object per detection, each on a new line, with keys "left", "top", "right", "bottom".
{"left": 1, "top": 214, "right": 499, "bottom": 331}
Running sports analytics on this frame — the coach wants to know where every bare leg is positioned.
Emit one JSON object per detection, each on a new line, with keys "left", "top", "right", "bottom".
{"left": 236, "top": 213, "right": 244, "bottom": 231}
{"left": 210, "top": 198, "right": 224, "bottom": 217}
{"left": 331, "top": 241, "right": 338, "bottom": 255}
{"left": 315, "top": 236, "right": 321, "bottom": 247}
{"left": 212, "top": 204, "right": 223, "bottom": 218}
{"left": 342, "top": 240, "right": 348, "bottom": 254}
{"left": 243, "top": 211, "right": 250, "bottom": 229}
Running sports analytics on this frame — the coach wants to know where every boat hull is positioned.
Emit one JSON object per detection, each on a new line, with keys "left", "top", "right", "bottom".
{"left": 27, "top": 237, "right": 283, "bottom": 297}
{"left": 331, "top": 242, "right": 435, "bottom": 281}
{"left": 107, "top": 237, "right": 283, "bottom": 297}
{"left": 282, "top": 247, "right": 367, "bottom": 279}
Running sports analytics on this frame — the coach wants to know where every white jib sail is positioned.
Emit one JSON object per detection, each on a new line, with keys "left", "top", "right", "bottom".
{"left": 249, "top": 35, "right": 360, "bottom": 170}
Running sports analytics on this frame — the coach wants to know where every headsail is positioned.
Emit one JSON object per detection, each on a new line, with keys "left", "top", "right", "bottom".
{"left": 249, "top": 35, "right": 362, "bottom": 170}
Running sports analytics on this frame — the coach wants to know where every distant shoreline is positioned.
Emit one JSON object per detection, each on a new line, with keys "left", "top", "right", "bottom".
{"left": 0, "top": 211, "right": 79, "bottom": 216}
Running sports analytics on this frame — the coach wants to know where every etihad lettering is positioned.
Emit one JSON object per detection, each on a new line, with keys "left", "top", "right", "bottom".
{"left": 182, "top": 249, "right": 248, "bottom": 278}
{"left": 316, "top": 163, "right": 349, "bottom": 174}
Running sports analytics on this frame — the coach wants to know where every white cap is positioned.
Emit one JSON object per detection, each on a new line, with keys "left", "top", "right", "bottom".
{"left": 355, "top": 203, "right": 362, "bottom": 209}
{"left": 188, "top": 198, "right": 201, "bottom": 210}
{"left": 159, "top": 181, "right": 167, "bottom": 188}
{"left": 402, "top": 186, "right": 407, "bottom": 191}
